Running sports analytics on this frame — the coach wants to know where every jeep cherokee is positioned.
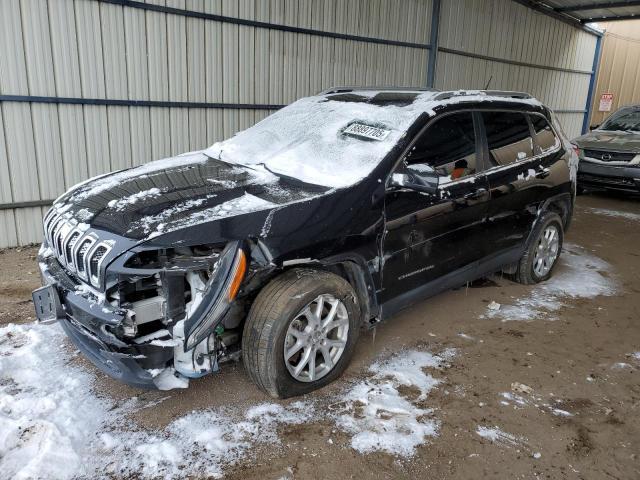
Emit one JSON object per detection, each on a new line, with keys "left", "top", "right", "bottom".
{"left": 33, "top": 88, "right": 577, "bottom": 398}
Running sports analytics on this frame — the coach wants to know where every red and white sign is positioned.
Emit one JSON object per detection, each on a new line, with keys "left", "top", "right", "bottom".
{"left": 599, "top": 92, "right": 614, "bottom": 112}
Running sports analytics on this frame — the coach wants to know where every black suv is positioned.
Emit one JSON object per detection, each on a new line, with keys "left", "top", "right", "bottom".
{"left": 33, "top": 88, "right": 576, "bottom": 398}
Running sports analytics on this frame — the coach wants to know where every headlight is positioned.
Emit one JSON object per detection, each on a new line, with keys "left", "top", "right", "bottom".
{"left": 571, "top": 143, "right": 581, "bottom": 158}
{"left": 183, "top": 242, "right": 247, "bottom": 351}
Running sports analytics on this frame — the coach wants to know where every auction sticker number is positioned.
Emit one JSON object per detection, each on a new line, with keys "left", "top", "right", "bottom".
{"left": 343, "top": 123, "right": 391, "bottom": 141}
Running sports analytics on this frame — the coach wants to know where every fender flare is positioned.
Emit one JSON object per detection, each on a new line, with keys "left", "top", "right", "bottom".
{"left": 526, "top": 192, "right": 573, "bottom": 248}
{"left": 318, "top": 252, "right": 380, "bottom": 326}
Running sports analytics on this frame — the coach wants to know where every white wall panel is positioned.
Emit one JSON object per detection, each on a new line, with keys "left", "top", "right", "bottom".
{"left": 0, "top": 0, "right": 598, "bottom": 246}
{"left": 435, "top": 0, "right": 596, "bottom": 138}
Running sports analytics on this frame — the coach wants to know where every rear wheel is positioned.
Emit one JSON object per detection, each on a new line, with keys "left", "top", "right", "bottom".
{"left": 242, "top": 269, "right": 360, "bottom": 398}
{"left": 513, "top": 212, "right": 563, "bottom": 285}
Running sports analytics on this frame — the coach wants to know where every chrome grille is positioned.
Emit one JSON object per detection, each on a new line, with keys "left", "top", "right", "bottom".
{"left": 89, "top": 245, "right": 108, "bottom": 283}
{"left": 75, "top": 238, "right": 95, "bottom": 276}
{"left": 42, "top": 210, "right": 112, "bottom": 287}
{"left": 583, "top": 149, "right": 636, "bottom": 163}
{"left": 65, "top": 231, "right": 81, "bottom": 264}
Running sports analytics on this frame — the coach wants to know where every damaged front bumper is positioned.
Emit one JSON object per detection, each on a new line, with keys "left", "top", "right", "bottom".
{"left": 33, "top": 241, "right": 247, "bottom": 390}
{"left": 34, "top": 255, "right": 170, "bottom": 388}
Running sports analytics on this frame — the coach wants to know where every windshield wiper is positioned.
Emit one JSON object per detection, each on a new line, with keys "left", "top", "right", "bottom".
{"left": 205, "top": 153, "right": 259, "bottom": 171}
{"left": 205, "top": 154, "right": 328, "bottom": 191}
{"left": 261, "top": 164, "right": 329, "bottom": 191}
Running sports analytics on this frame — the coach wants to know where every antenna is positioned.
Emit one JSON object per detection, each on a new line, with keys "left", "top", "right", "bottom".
{"left": 484, "top": 75, "right": 493, "bottom": 90}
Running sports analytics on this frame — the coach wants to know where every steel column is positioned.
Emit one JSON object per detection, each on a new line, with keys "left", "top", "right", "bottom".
{"left": 582, "top": 34, "right": 603, "bottom": 134}
{"left": 427, "top": 0, "right": 442, "bottom": 88}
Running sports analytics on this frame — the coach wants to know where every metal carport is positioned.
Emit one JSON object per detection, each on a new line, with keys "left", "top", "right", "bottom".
{"left": 519, "top": 1, "right": 640, "bottom": 23}
{"left": 0, "top": 0, "right": 607, "bottom": 247}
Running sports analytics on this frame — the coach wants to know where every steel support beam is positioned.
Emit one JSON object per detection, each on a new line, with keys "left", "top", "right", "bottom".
{"left": 510, "top": 0, "right": 603, "bottom": 36}
{"left": 556, "top": 1, "right": 640, "bottom": 12}
{"left": 580, "top": 13, "right": 640, "bottom": 21}
{"left": 582, "top": 34, "right": 603, "bottom": 134}
{"left": 0, "top": 95, "right": 284, "bottom": 110}
{"left": 426, "top": 0, "right": 442, "bottom": 88}
{"left": 0, "top": 200, "right": 55, "bottom": 211}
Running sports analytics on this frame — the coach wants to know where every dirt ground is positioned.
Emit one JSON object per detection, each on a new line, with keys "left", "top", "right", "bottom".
{"left": 1, "top": 192, "right": 639, "bottom": 479}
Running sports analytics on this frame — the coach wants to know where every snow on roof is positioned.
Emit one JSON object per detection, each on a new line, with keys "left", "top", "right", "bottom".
{"left": 204, "top": 91, "right": 542, "bottom": 189}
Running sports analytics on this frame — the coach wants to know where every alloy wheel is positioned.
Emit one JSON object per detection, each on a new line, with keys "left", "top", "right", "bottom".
{"left": 284, "top": 294, "right": 349, "bottom": 382}
{"left": 533, "top": 225, "right": 560, "bottom": 277}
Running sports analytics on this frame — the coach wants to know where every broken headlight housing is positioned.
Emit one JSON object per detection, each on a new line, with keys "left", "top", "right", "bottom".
{"left": 182, "top": 242, "right": 247, "bottom": 350}
{"left": 115, "top": 242, "right": 246, "bottom": 351}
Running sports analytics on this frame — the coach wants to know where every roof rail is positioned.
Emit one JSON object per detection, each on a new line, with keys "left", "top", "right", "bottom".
{"left": 319, "top": 86, "right": 439, "bottom": 95}
{"left": 433, "top": 90, "right": 532, "bottom": 101}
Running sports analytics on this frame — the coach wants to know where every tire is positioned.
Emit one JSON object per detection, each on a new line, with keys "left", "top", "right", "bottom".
{"left": 576, "top": 184, "right": 586, "bottom": 196}
{"left": 242, "top": 268, "right": 361, "bottom": 398}
{"left": 513, "top": 212, "right": 564, "bottom": 285}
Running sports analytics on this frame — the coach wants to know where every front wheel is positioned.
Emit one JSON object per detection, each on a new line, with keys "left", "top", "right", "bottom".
{"left": 513, "top": 212, "right": 564, "bottom": 285}
{"left": 242, "top": 269, "right": 360, "bottom": 398}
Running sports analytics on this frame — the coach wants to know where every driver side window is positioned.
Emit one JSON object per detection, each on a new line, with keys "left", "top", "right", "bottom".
{"left": 405, "top": 112, "right": 478, "bottom": 183}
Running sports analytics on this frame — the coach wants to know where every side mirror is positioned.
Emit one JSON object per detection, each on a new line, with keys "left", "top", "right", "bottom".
{"left": 389, "top": 170, "right": 438, "bottom": 195}
{"left": 589, "top": 124, "right": 599, "bottom": 131}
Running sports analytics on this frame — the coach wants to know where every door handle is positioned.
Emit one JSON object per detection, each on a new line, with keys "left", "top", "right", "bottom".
{"left": 536, "top": 168, "right": 550, "bottom": 179}
{"left": 464, "top": 187, "right": 488, "bottom": 200}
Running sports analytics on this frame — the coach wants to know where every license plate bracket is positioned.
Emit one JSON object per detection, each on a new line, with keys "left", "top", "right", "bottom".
{"left": 32, "top": 285, "right": 64, "bottom": 324}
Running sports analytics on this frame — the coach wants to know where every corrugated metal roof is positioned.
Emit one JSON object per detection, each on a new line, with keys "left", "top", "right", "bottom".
{"left": 542, "top": 1, "right": 640, "bottom": 23}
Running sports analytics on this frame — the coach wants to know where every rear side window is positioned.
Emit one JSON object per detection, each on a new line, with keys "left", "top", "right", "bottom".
{"left": 482, "top": 111, "right": 534, "bottom": 166}
{"left": 529, "top": 114, "right": 559, "bottom": 154}
{"left": 406, "top": 112, "right": 477, "bottom": 181}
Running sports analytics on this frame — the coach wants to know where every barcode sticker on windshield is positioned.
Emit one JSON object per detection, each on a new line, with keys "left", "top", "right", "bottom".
{"left": 343, "top": 123, "right": 391, "bottom": 141}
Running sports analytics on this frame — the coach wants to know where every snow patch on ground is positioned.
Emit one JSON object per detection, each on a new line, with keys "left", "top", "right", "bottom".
{"left": 0, "top": 322, "right": 314, "bottom": 479}
{"left": 499, "top": 391, "right": 575, "bottom": 418}
{"left": 0, "top": 323, "right": 111, "bottom": 480}
{"left": 99, "top": 402, "right": 314, "bottom": 479}
{"left": 475, "top": 426, "right": 524, "bottom": 448}
{"left": 333, "top": 349, "right": 454, "bottom": 456}
{"left": 586, "top": 207, "right": 640, "bottom": 222}
{"left": 486, "top": 244, "right": 617, "bottom": 321}
{"left": 1, "top": 317, "right": 464, "bottom": 477}
{"left": 1, "top": 323, "right": 456, "bottom": 478}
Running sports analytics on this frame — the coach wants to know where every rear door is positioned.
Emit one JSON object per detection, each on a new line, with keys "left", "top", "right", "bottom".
{"left": 479, "top": 110, "right": 560, "bottom": 256}
{"left": 380, "top": 111, "right": 490, "bottom": 305}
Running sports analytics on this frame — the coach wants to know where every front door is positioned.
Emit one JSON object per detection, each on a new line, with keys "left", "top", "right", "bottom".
{"left": 380, "top": 111, "right": 490, "bottom": 307}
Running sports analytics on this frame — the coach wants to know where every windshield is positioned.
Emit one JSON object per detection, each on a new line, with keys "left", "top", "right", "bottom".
{"left": 600, "top": 109, "right": 640, "bottom": 133}
{"left": 204, "top": 93, "right": 437, "bottom": 188}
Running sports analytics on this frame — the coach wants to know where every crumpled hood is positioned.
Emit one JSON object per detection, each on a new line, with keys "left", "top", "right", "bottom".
{"left": 52, "top": 152, "right": 323, "bottom": 241}
{"left": 574, "top": 130, "right": 640, "bottom": 152}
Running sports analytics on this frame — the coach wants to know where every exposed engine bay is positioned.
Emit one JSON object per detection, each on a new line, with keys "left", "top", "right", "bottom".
{"left": 37, "top": 239, "right": 256, "bottom": 389}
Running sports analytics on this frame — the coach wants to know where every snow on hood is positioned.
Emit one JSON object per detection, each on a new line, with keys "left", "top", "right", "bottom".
{"left": 56, "top": 151, "right": 211, "bottom": 205}
{"left": 49, "top": 151, "right": 322, "bottom": 240}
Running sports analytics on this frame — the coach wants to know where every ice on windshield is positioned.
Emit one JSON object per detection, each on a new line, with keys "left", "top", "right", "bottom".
{"left": 204, "top": 93, "right": 439, "bottom": 188}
